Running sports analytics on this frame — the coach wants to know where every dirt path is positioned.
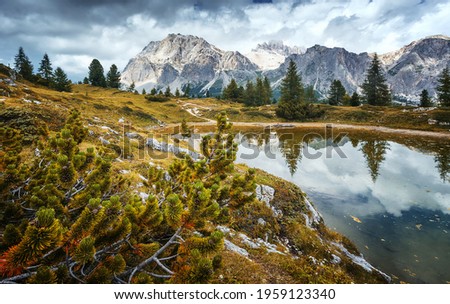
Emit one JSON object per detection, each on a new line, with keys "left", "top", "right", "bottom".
{"left": 182, "top": 121, "right": 450, "bottom": 139}
{"left": 177, "top": 100, "right": 450, "bottom": 139}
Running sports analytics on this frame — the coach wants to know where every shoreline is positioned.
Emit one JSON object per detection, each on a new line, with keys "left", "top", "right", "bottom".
{"left": 162, "top": 120, "right": 450, "bottom": 139}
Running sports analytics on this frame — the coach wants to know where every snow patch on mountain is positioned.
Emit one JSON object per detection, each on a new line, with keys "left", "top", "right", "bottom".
{"left": 246, "top": 41, "right": 304, "bottom": 70}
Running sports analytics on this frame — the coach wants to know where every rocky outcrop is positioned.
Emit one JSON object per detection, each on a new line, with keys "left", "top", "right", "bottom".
{"left": 121, "top": 33, "right": 258, "bottom": 95}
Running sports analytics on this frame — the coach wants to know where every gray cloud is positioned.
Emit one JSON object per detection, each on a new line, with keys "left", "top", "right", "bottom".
{"left": 0, "top": 0, "right": 448, "bottom": 80}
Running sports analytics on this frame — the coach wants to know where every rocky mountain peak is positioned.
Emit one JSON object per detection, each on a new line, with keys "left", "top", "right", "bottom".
{"left": 246, "top": 41, "right": 303, "bottom": 71}
{"left": 121, "top": 33, "right": 258, "bottom": 94}
{"left": 122, "top": 33, "right": 450, "bottom": 103}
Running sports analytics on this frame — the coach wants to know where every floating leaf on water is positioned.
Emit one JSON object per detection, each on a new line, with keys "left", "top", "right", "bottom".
{"left": 381, "top": 238, "right": 386, "bottom": 242}
{"left": 415, "top": 224, "right": 422, "bottom": 230}
{"left": 365, "top": 245, "right": 369, "bottom": 250}
{"left": 350, "top": 215, "right": 362, "bottom": 223}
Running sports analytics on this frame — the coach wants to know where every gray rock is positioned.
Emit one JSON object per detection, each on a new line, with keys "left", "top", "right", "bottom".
{"left": 224, "top": 240, "right": 249, "bottom": 258}
{"left": 99, "top": 137, "right": 110, "bottom": 145}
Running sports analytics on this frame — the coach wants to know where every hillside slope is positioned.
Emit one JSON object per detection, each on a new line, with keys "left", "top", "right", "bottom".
{"left": 0, "top": 66, "right": 389, "bottom": 284}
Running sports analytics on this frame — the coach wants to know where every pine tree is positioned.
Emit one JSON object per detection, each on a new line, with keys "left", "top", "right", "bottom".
{"left": 175, "top": 88, "right": 180, "bottom": 97}
{"left": 14, "top": 47, "right": 34, "bottom": 81}
{"left": 436, "top": 68, "right": 450, "bottom": 107}
{"left": 164, "top": 86, "right": 171, "bottom": 97}
{"left": 350, "top": 92, "right": 361, "bottom": 107}
{"left": 150, "top": 88, "right": 157, "bottom": 95}
{"left": 420, "top": 89, "right": 433, "bottom": 107}
{"left": 180, "top": 118, "right": 191, "bottom": 137}
{"left": 83, "top": 77, "right": 89, "bottom": 85}
{"left": 304, "top": 85, "right": 317, "bottom": 103}
{"left": 141, "top": 88, "right": 146, "bottom": 95}
{"left": 88, "top": 59, "right": 106, "bottom": 87}
{"left": 183, "top": 84, "right": 191, "bottom": 98}
{"left": 127, "top": 82, "right": 135, "bottom": 93}
{"left": 276, "top": 60, "right": 305, "bottom": 120}
{"left": 361, "top": 54, "right": 391, "bottom": 106}
{"left": 328, "top": 80, "right": 346, "bottom": 105}
{"left": 262, "top": 76, "right": 272, "bottom": 105}
{"left": 37, "top": 53, "right": 53, "bottom": 85}
{"left": 255, "top": 78, "right": 264, "bottom": 106}
{"left": 244, "top": 80, "right": 255, "bottom": 106}
{"left": 53, "top": 67, "right": 72, "bottom": 92}
{"left": 0, "top": 111, "right": 259, "bottom": 284}
{"left": 106, "top": 64, "right": 121, "bottom": 89}
{"left": 222, "top": 79, "right": 241, "bottom": 102}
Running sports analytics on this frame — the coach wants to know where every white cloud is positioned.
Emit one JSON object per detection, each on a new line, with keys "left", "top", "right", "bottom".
{"left": 237, "top": 138, "right": 450, "bottom": 218}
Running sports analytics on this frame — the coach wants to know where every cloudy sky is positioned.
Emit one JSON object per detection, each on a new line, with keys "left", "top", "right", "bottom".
{"left": 1, "top": 0, "right": 449, "bottom": 81}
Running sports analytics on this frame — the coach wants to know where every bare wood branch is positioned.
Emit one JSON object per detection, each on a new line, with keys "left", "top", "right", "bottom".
{"left": 0, "top": 272, "right": 33, "bottom": 283}
{"left": 154, "top": 258, "right": 174, "bottom": 275}
{"left": 114, "top": 273, "right": 127, "bottom": 284}
{"left": 69, "top": 262, "right": 85, "bottom": 283}
{"left": 126, "top": 227, "right": 182, "bottom": 283}
{"left": 159, "top": 254, "right": 179, "bottom": 261}
{"left": 148, "top": 272, "right": 172, "bottom": 279}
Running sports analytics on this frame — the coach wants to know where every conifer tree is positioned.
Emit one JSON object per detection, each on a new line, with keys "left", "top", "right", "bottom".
{"left": 175, "top": 88, "right": 180, "bottom": 97}
{"left": 304, "top": 85, "right": 317, "bottom": 103}
{"left": 420, "top": 89, "right": 433, "bottom": 107}
{"left": 255, "top": 78, "right": 264, "bottom": 106}
{"left": 222, "top": 79, "right": 242, "bottom": 102}
{"left": 180, "top": 118, "right": 191, "bottom": 137}
{"left": 436, "top": 68, "right": 450, "bottom": 107}
{"left": 276, "top": 60, "right": 306, "bottom": 120}
{"left": 88, "top": 59, "right": 106, "bottom": 87}
{"left": 0, "top": 111, "right": 257, "bottom": 284}
{"left": 183, "top": 84, "right": 191, "bottom": 98}
{"left": 150, "top": 88, "right": 157, "bottom": 95}
{"left": 53, "top": 67, "right": 72, "bottom": 92}
{"left": 106, "top": 64, "right": 121, "bottom": 89}
{"left": 83, "top": 77, "right": 89, "bottom": 85}
{"left": 37, "top": 53, "right": 53, "bottom": 85}
{"left": 164, "top": 86, "right": 171, "bottom": 97}
{"left": 244, "top": 80, "right": 255, "bottom": 106}
{"left": 328, "top": 80, "right": 346, "bottom": 105}
{"left": 350, "top": 92, "right": 361, "bottom": 107}
{"left": 262, "top": 76, "right": 272, "bottom": 105}
{"left": 14, "top": 47, "right": 34, "bottom": 81}
{"left": 141, "top": 88, "right": 146, "bottom": 95}
{"left": 361, "top": 54, "right": 391, "bottom": 106}
{"left": 127, "top": 82, "right": 135, "bottom": 93}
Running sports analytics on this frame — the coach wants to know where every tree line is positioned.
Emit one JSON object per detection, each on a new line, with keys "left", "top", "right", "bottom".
{"left": 85, "top": 59, "right": 121, "bottom": 89}
{"left": 222, "top": 77, "right": 273, "bottom": 106}
{"left": 13, "top": 47, "right": 71, "bottom": 92}
{"left": 326, "top": 54, "right": 450, "bottom": 108}
{"left": 12, "top": 47, "right": 123, "bottom": 93}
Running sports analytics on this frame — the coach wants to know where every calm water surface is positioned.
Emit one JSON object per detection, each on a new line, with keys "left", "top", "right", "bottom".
{"left": 235, "top": 127, "right": 450, "bottom": 283}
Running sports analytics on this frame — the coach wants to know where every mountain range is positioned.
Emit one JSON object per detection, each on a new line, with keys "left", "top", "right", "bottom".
{"left": 121, "top": 33, "right": 450, "bottom": 103}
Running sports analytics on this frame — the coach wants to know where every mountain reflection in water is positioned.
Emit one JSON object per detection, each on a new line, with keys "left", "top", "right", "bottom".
{"left": 236, "top": 127, "right": 450, "bottom": 283}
